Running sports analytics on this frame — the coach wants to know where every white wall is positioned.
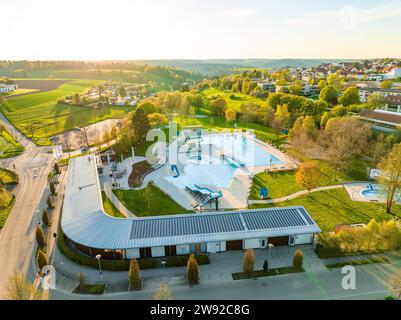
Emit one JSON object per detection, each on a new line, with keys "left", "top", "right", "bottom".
{"left": 219, "top": 241, "right": 226, "bottom": 252}
{"left": 151, "top": 246, "right": 165, "bottom": 258}
{"left": 126, "top": 248, "right": 140, "bottom": 259}
{"left": 176, "top": 244, "right": 190, "bottom": 255}
{"left": 293, "top": 234, "right": 313, "bottom": 245}
{"left": 207, "top": 241, "right": 222, "bottom": 253}
{"left": 244, "top": 238, "right": 262, "bottom": 249}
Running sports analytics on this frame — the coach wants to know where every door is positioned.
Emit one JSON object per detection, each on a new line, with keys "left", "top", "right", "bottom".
{"left": 164, "top": 245, "right": 177, "bottom": 256}
{"left": 226, "top": 240, "right": 243, "bottom": 251}
{"left": 268, "top": 236, "right": 289, "bottom": 246}
{"left": 140, "top": 247, "right": 152, "bottom": 258}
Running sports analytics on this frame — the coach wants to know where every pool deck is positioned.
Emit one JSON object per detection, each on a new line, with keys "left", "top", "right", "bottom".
{"left": 343, "top": 182, "right": 401, "bottom": 204}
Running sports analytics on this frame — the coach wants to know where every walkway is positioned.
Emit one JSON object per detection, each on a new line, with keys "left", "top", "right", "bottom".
{"left": 248, "top": 185, "right": 343, "bottom": 205}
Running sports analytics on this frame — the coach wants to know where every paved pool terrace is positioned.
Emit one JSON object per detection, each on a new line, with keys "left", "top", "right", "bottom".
{"left": 344, "top": 182, "right": 401, "bottom": 204}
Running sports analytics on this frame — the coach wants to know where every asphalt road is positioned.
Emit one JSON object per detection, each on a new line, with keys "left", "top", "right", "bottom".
{"left": 0, "top": 113, "right": 53, "bottom": 293}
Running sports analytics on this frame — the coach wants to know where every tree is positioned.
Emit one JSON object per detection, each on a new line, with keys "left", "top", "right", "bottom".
{"left": 293, "top": 249, "right": 304, "bottom": 269}
{"left": 166, "top": 92, "right": 181, "bottom": 120}
{"left": 272, "top": 118, "right": 283, "bottom": 142}
{"left": 302, "top": 116, "right": 317, "bottom": 137}
{"left": 275, "top": 104, "right": 291, "bottom": 128}
{"left": 110, "top": 126, "right": 118, "bottom": 140}
{"left": 118, "top": 86, "right": 127, "bottom": 97}
{"left": 367, "top": 93, "right": 385, "bottom": 110}
{"left": 338, "top": 86, "right": 360, "bottom": 106}
{"left": 262, "top": 105, "right": 275, "bottom": 126}
{"left": 331, "top": 105, "right": 347, "bottom": 117}
{"left": 209, "top": 98, "right": 227, "bottom": 117}
{"left": 240, "top": 102, "right": 257, "bottom": 128}
{"left": 153, "top": 283, "right": 173, "bottom": 300}
{"left": 180, "top": 95, "right": 195, "bottom": 123}
{"left": 62, "top": 132, "right": 72, "bottom": 159}
{"left": 317, "top": 79, "right": 327, "bottom": 91}
{"left": 263, "top": 259, "right": 268, "bottom": 272}
{"left": 35, "top": 225, "right": 46, "bottom": 249}
{"left": 225, "top": 108, "right": 236, "bottom": 126}
{"left": 3, "top": 272, "right": 43, "bottom": 300}
{"left": 54, "top": 162, "right": 60, "bottom": 174}
{"left": 288, "top": 80, "right": 303, "bottom": 95}
{"left": 327, "top": 73, "right": 344, "bottom": 91}
{"left": 323, "top": 117, "right": 371, "bottom": 175}
{"left": 186, "top": 254, "right": 199, "bottom": 285}
{"left": 381, "top": 80, "right": 393, "bottom": 89}
{"left": 42, "top": 209, "right": 49, "bottom": 226}
{"left": 49, "top": 182, "right": 55, "bottom": 195}
{"left": 147, "top": 112, "right": 168, "bottom": 128}
{"left": 296, "top": 162, "right": 322, "bottom": 192}
{"left": 128, "top": 258, "right": 141, "bottom": 290}
{"left": 76, "top": 126, "right": 94, "bottom": 148}
{"left": 131, "top": 106, "right": 150, "bottom": 144}
{"left": 319, "top": 85, "right": 338, "bottom": 105}
{"left": 0, "top": 123, "right": 6, "bottom": 135}
{"left": 37, "top": 249, "right": 48, "bottom": 271}
{"left": 142, "top": 186, "right": 153, "bottom": 210}
{"left": 47, "top": 195, "right": 52, "bottom": 209}
{"left": 378, "top": 142, "right": 401, "bottom": 213}
{"left": 103, "top": 130, "right": 111, "bottom": 145}
{"left": 242, "top": 249, "right": 256, "bottom": 275}
{"left": 72, "top": 93, "right": 80, "bottom": 105}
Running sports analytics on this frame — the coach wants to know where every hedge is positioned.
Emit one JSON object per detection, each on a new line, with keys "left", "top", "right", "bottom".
{"left": 58, "top": 227, "right": 210, "bottom": 270}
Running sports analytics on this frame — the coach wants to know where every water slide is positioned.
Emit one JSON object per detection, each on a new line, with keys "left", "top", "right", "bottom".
{"left": 186, "top": 184, "right": 223, "bottom": 208}
{"left": 171, "top": 164, "right": 180, "bottom": 178}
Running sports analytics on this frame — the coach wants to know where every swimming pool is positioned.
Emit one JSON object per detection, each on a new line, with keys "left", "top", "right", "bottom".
{"left": 360, "top": 184, "right": 401, "bottom": 201}
{"left": 164, "top": 133, "right": 283, "bottom": 189}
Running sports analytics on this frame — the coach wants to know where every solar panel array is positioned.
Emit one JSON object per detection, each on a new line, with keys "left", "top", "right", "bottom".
{"left": 130, "top": 207, "right": 316, "bottom": 240}
{"left": 242, "top": 208, "right": 306, "bottom": 230}
{"left": 131, "top": 213, "right": 244, "bottom": 239}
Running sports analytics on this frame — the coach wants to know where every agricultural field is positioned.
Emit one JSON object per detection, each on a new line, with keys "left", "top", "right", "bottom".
{"left": 0, "top": 130, "right": 24, "bottom": 158}
{"left": 0, "top": 80, "right": 132, "bottom": 145}
{"left": 5, "top": 89, "right": 39, "bottom": 97}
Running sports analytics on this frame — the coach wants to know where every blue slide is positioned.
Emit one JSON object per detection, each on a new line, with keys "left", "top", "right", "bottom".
{"left": 171, "top": 165, "right": 180, "bottom": 178}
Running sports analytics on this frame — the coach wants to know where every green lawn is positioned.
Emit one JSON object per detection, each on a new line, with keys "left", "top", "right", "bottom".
{"left": 112, "top": 184, "right": 189, "bottom": 217}
{"left": 1, "top": 80, "right": 132, "bottom": 145}
{"left": 0, "top": 130, "right": 24, "bottom": 158}
{"left": 250, "top": 159, "right": 370, "bottom": 200}
{"left": 174, "top": 115, "right": 286, "bottom": 146}
{"left": 101, "top": 191, "right": 125, "bottom": 218}
{"left": 6, "top": 89, "right": 39, "bottom": 96}
{"left": 0, "top": 197, "right": 15, "bottom": 228}
{"left": 202, "top": 88, "right": 267, "bottom": 111}
{"left": 249, "top": 188, "right": 401, "bottom": 232}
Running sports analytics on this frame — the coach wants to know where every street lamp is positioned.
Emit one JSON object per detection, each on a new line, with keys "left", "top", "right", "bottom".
{"left": 95, "top": 254, "right": 103, "bottom": 281}
{"left": 267, "top": 243, "right": 274, "bottom": 271}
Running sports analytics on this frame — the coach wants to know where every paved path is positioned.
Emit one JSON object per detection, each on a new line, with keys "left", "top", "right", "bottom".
{"left": 248, "top": 185, "right": 343, "bottom": 205}
{"left": 0, "top": 113, "right": 53, "bottom": 292}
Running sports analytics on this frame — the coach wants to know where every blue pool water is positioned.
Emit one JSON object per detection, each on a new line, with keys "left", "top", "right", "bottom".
{"left": 164, "top": 134, "right": 283, "bottom": 189}
{"left": 360, "top": 184, "right": 401, "bottom": 201}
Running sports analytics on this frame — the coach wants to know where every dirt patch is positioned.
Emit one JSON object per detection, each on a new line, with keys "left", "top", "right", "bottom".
{"left": 128, "top": 160, "right": 154, "bottom": 188}
{"left": 13, "top": 79, "right": 71, "bottom": 92}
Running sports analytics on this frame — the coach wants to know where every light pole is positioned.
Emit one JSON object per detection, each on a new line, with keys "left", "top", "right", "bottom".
{"left": 95, "top": 254, "right": 103, "bottom": 281}
{"left": 267, "top": 243, "right": 274, "bottom": 271}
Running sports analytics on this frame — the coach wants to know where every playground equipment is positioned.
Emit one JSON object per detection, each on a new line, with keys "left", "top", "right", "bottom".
{"left": 259, "top": 187, "right": 268, "bottom": 199}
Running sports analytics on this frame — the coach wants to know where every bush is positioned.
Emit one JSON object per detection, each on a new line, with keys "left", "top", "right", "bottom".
{"left": 35, "top": 225, "right": 46, "bottom": 249}
{"left": 37, "top": 249, "right": 48, "bottom": 271}
{"left": 128, "top": 258, "right": 141, "bottom": 290}
{"left": 47, "top": 195, "right": 53, "bottom": 208}
{"left": 42, "top": 209, "right": 49, "bottom": 226}
{"left": 243, "top": 249, "right": 256, "bottom": 274}
{"left": 293, "top": 249, "right": 304, "bottom": 269}
{"left": 49, "top": 182, "right": 55, "bottom": 195}
{"left": 165, "top": 254, "right": 209, "bottom": 267}
{"left": 186, "top": 254, "right": 199, "bottom": 285}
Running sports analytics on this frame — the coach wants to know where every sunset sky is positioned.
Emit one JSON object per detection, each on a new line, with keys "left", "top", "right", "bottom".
{"left": 2, "top": 0, "right": 401, "bottom": 60}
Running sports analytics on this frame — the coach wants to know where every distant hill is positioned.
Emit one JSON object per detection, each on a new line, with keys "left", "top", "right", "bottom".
{"left": 132, "top": 59, "right": 361, "bottom": 76}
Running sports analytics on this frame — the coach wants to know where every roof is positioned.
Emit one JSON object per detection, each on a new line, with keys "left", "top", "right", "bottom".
{"left": 359, "top": 109, "right": 401, "bottom": 126}
{"left": 61, "top": 155, "right": 321, "bottom": 250}
{"left": 386, "top": 95, "right": 401, "bottom": 105}
{"left": 361, "top": 87, "right": 401, "bottom": 94}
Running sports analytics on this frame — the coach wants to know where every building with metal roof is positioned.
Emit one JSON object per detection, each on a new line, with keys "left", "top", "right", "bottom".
{"left": 61, "top": 155, "right": 321, "bottom": 260}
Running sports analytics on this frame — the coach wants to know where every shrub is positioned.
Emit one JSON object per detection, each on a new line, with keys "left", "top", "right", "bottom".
{"left": 293, "top": 250, "right": 304, "bottom": 269}
{"left": 165, "top": 254, "right": 209, "bottom": 267}
{"left": 54, "top": 162, "right": 60, "bottom": 174}
{"left": 37, "top": 249, "right": 48, "bottom": 271}
{"left": 42, "top": 209, "right": 49, "bottom": 226}
{"left": 243, "top": 249, "right": 256, "bottom": 274}
{"left": 186, "top": 254, "right": 199, "bottom": 285}
{"left": 263, "top": 259, "right": 268, "bottom": 272}
{"left": 47, "top": 195, "right": 52, "bottom": 208}
{"left": 128, "top": 258, "right": 141, "bottom": 290}
{"left": 49, "top": 182, "right": 55, "bottom": 195}
{"left": 35, "top": 225, "right": 46, "bottom": 249}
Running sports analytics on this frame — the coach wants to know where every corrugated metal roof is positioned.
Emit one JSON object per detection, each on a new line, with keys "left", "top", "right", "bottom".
{"left": 61, "top": 155, "right": 321, "bottom": 250}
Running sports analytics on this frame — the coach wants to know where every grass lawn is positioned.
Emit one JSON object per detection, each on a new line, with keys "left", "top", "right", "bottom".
{"left": 0, "top": 130, "right": 24, "bottom": 158}
{"left": 202, "top": 88, "right": 267, "bottom": 112}
{"left": 6, "top": 89, "right": 39, "bottom": 96}
{"left": 73, "top": 284, "right": 105, "bottom": 295}
{"left": 101, "top": 191, "right": 125, "bottom": 218}
{"left": 1, "top": 79, "right": 132, "bottom": 145}
{"left": 249, "top": 159, "right": 370, "bottom": 200}
{"left": 112, "top": 184, "right": 189, "bottom": 217}
{"left": 174, "top": 115, "right": 287, "bottom": 146}
{"left": 249, "top": 188, "right": 401, "bottom": 232}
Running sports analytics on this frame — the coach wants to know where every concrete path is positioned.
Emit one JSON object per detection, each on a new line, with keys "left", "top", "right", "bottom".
{"left": 248, "top": 185, "right": 344, "bottom": 205}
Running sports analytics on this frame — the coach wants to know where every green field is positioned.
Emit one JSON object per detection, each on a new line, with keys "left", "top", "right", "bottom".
{"left": 6, "top": 89, "right": 39, "bottom": 96}
{"left": 250, "top": 159, "right": 370, "bottom": 200}
{"left": 0, "top": 80, "right": 132, "bottom": 145}
{"left": 0, "top": 130, "right": 24, "bottom": 158}
{"left": 112, "top": 184, "right": 189, "bottom": 217}
{"left": 202, "top": 88, "right": 267, "bottom": 111}
{"left": 249, "top": 188, "right": 401, "bottom": 232}
{"left": 0, "top": 168, "right": 18, "bottom": 185}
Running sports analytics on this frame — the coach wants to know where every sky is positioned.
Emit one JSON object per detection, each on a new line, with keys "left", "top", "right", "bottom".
{"left": 1, "top": 0, "right": 401, "bottom": 60}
